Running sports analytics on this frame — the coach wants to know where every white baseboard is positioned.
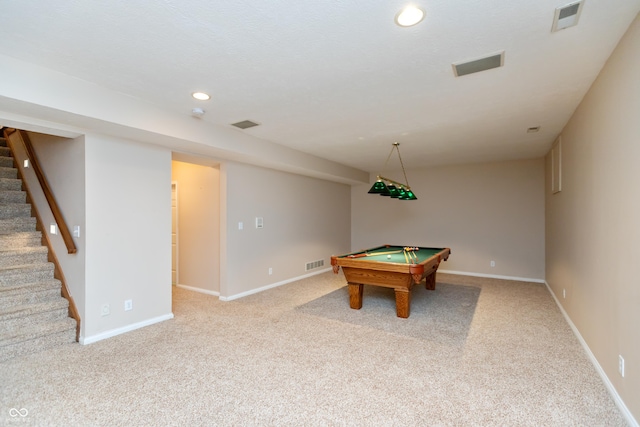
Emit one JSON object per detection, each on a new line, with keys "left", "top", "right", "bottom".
{"left": 544, "top": 281, "right": 638, "bottom": 427}
{"left": 80, "top": 313, "right": 174, "bottom": 345}
{"left": 439, "top": 269, "right": 545, "bottom": 284}
{"left": 176, "top": 284, "right": 220, "bottom": 297}
{"left": 220, "top": 268, "right": 541, "bottom": 302}
{"left": 220, "top": 267, "right": 332, "bottom": 301}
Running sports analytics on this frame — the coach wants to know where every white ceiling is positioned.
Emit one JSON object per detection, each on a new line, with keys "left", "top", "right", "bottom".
{"left": 1, "top": 0, "right": 639, "bottom": 172}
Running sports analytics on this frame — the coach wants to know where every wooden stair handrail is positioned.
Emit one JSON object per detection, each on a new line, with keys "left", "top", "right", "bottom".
{"left": 5, "top": 129, "right": 77, "bottom": 254}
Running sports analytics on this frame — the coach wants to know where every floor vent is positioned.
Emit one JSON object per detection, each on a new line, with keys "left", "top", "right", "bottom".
{"left": 305, "top": 259, "right": 324, "bottom": 271}
{"left": 552, "top": 1, "right": 584, "bottom": 32}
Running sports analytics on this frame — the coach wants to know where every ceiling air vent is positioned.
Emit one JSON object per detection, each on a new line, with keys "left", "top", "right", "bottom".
{"left": 231, "top": 120, "right": 260, "bottom": 129}
{"left": 452, "top": 51, "right": 504, "bottom": 77}
{"left": 552, "top": 1, "right": 585, "bottom": 32}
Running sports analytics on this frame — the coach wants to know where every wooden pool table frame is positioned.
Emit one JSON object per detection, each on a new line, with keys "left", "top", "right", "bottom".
{"left": 331, "top": 246, "right": 451, "bottom": 318}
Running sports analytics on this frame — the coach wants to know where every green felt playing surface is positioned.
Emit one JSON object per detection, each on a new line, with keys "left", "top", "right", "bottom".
{"left": 341, "top": 245, "right": 444, "bottom": 264}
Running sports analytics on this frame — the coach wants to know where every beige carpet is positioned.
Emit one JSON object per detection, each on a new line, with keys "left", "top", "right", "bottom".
{"left": 0, "top": 272, "right": 628, "bottom": 426}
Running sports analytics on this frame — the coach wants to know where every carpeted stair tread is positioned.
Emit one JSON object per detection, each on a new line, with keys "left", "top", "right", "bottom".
{"left": 0, "top": 156, "right": 13, "bottom": 168}
{"left": 0, "top": 279, "right": 62, "bottom": 296}
{"left": 0, "top": 246, "right": 48, "bottom": 255}
{"left": 0, "top": 231, "right": 42, "bottom": 248}
{"left": 0, "top": 246, "right": 49, "bottom": 268}
{"left": 0, "top": 177, "right": 22, "bottom": 191}
{"left": 0, "top": 317, "right": 76, "bottom": 346}
{"left": 0, "top": 166, "right": 17, "bottom": 179}
{"left": 0, "top": 318, "right": 76, "bottom": 362}
{"left": 0, "top": 281, "right": 62, "bottom": 309}
{"left": 0, "top": 298, "right": 69, "bottom": 333}
{"left": 0, "top": 146, "right": 11, "bottom": 156}
{"left": 0, "top": 297, "right": 69, "bottom": 321}
{"left": 0, "top": 190, "right": 26, "bottom": 203}
{"left": 0, "top": 203, "right": 32, "bottom": 219}
{"left": 0, "top": 216, "right": 37, "bottom": 234}
{"left": 0, "top": 262, "right": 55, "bottom": 286}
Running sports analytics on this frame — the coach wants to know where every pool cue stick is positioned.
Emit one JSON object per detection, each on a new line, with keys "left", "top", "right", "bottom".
{"left": 347, "top": 249, "right": 403, "bottom": 258}
{"left": 403, "top": 250, "right": 409, "bottom": 263}
{"left": 405, "top": 247, "right": 418, "bottom": 263}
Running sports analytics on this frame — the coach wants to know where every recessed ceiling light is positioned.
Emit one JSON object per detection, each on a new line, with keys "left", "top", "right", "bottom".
{"left": 192, "top": 92, "right": 210, "bottom": 101}
{"left": 395, "top": 6, "right": 425, "bottom": 27}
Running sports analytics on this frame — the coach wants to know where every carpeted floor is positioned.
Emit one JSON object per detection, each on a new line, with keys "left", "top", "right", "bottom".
{"left": 0, "top": 272, "right": 628, "bottom": 426}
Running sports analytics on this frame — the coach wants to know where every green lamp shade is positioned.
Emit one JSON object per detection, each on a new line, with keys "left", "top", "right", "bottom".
{"left": 401, "top": 189, "right": 417, "bottom": 200}
{"left": 368, "top": 180, "right": 387, "bottom": 194}
{"left": 387, "top": 184, "right": 400, "bottom": 198}
{"left": 397, "top": 187, "right": 407, "bottom": 199}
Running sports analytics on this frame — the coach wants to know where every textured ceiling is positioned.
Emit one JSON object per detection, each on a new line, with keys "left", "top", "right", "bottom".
{"left": 1, "top": 0, "right": 639, "bottom": 172}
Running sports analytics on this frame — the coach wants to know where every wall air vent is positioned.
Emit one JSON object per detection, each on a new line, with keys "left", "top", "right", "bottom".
{"left": 305, "top": 260, "right": 324, "bottom": 271}
{"left": 452, "top": 51, "right": 505, "bottom": 77}
{"left": 231, "top": 120, "right": 260, "bottom": 129}
{"left": 552, "top": 1, "right": 585, "bottom": 32}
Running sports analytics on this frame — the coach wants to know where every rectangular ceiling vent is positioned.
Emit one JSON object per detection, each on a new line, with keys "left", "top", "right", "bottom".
{"left": 231, "top": 120, "right": 260, "bottom": 129}
{"left": 452, "top": 51, "right": 504, "bottom": 77}
{"left": 552, "top": 1, "right": 585, "bottom": 32}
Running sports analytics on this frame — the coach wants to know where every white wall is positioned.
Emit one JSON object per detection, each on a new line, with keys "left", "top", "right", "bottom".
{"left": 83, "top": 134, "right": 172, "bottom": 342}
{"left": 352, "top": 158, "right": 545, "bottom": 281}
{"left": 171, "top": 161, "right": 220, "bottom": 294}
{"left": 545, "top": 14, "right": 640, "bottom": 423}
{"left": 223, "top": 162, "right": 351, "bottom": 298}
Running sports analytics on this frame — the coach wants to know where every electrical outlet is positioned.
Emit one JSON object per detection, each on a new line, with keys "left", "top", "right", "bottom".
{"left": 101, "top": 303, "right": 110, "bottom": 316}
{"left": 124, "top": 299, "right": 133, "bottom": 311}
{"left": 619, "top": 355, "right": 625, "bottom": 377}
{"left": 268, "top": 267, "right": 273, "bottom": 275}
{"left": 490, "top": 260, "right": 495, "bottom": 267}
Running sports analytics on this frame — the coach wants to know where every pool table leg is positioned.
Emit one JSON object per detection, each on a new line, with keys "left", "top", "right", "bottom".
{"left": 394, "top": 289, "right": 410, "bottom": 318}
{"left": 348, "top": 283, "right": 363, "bottom": 310}
{"left": 425, "top": 271, "right": 436, "bottom": 290}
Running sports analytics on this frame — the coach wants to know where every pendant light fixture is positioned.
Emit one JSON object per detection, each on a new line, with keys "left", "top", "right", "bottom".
{"left": 368, "top": 142, "right": 417, "bottom": 200}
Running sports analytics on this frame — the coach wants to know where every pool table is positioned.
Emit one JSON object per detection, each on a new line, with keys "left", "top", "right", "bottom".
{"left": 331, "top": 245, "right": 451, "bottom": 318}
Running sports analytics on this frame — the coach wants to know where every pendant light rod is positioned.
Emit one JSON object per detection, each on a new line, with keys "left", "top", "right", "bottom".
{"left": 393, "top": 142, "right": 411, "bottom": 188}
{"left": 379, "top": 143, "right": 397, "bottom": 176}
{"left": 376, "top": 175, "right": 411, "bottom": 189}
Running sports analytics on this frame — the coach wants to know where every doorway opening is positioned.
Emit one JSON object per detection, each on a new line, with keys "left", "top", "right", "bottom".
{"left": 171, "top": 159, "right": 221, "bottom": 296}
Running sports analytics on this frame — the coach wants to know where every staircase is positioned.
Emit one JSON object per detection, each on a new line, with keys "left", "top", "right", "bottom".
{"left": 0, "top": 133, "right": 77, "bottom": 362}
